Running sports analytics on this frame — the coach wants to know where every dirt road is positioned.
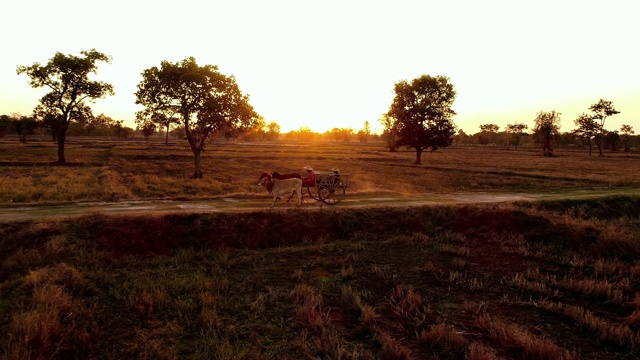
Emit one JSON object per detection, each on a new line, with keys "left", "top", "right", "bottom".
{"left": 1, "top": 188, "right": 638, "bottom": 223}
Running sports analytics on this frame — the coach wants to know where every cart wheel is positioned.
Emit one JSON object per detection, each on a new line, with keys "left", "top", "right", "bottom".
{"left": 318, "top": 185, "right": 345, "bottom": 205}
{"left": 307, "top": 187, "right": 320, "bottom": 201}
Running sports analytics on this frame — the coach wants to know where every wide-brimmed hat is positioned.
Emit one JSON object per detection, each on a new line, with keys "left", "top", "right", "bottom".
{"left": 331, "top": 168, "right": 340, "bottom": 172}
{"left": 303, "top": 166, "right": 313, "bottom": 171}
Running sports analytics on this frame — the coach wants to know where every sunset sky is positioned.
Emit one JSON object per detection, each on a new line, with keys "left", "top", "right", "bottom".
{"left": 1, "top": 0, "right": 638, "bottom": 134}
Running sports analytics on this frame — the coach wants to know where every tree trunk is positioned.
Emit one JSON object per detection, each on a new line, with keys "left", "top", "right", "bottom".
{"left": 56, "top": 131, "right": 66, "bottom": 164}
{"left": 165, "top": 124, "right": 170, "bottom": 145}
{"left": 597, "top": 134, "right": 604, "bottom": 156}
{"left": 414, "top": 148, "right": 422, "bottom": 165}
{"left": 191, "top": 150, "right": 203, "bottom": 179}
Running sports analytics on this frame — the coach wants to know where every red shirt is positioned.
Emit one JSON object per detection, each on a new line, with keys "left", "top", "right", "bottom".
{"left": 302, "top": 170, "right": 316, "bottom": 187}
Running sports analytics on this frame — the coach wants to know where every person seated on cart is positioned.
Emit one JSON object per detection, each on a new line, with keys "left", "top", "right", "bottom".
{"left": 331, "top": 168, "right": 341, "bottom": 186}
{"left": 302, "top": 166, "right": 316, "bottom": 187}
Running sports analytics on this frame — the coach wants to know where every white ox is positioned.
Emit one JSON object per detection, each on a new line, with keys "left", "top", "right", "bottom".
{"left": 257, "top": 172, "right": 302, "bottom": 208}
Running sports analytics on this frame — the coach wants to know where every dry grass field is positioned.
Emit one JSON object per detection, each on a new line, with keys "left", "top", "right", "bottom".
{"left": 1, "top": 137, "right": 640, "bottom": 359}
{"left": 1, "top": 137, "right": 639, "bottom": 204}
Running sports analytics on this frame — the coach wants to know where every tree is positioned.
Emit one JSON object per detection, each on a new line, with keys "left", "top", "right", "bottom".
{"left": 85, "top": 113, "right": 114, "bottom": 136}
{"left": 0, "top": 115, "right": 11, "bottom": 138}
{"left": 357, "top": 121, "right": 371, "bottom": 143}
{"left": 479, "top": 124, "right": 499, "bottom": 133}
{"left": 112, "top": 120, "right": 133, "bottom": 138}
{"left": 12, "top": 115, "right": 41, "bottom": 143}
{"left": 453, "top": 129, "right": 466, "bottom": 144}
{"left": 478, "top": 123, "right": 499, "bottom": 145}
{"left": 17, "top": 49, "right": 114, "bottom": 163}
{"left": 136, "top": 110, "right": 179, "bottom": 145}
{"left": 138, "top": 121, "right": 157, "bottom": 140}
{"left": 386, "top": 75, "right": 456, "bottom": 164}
{"left": 573, "top": 113, "right": 600, "bottom": 155}
{"left": 266, "top": 121, "right": 280, "bottom": 141}
{"left": 505, "top": 123, "right": 528, "bottom": 150}
{"left": 620, "top": 124, "right": 635, "bottom": 151}
{"left": 328, "top": 127, "right": 354, "bottom": 142}
{"left": 293, "top": 126, "right": 315, "bottom": 142}
{"left": 239, "top": 116, "right": 266, "bottom": 141}
{"left": 605, "top": 131, "right": 621, "bottom": 152}
{"left": 135, "top": 57, "right": 258, "bottom": 178}
{"left": 532, "top": 110, "right": 561, "bottom": 156}
{"left": 589, "top": 99, "right": 620, "bottom": 156}
{"left": 379, "top": 114, "right": 398, "bottom": 152}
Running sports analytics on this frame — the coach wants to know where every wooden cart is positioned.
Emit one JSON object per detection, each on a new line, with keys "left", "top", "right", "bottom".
{"left": 304, "top": 171, "right": 349, "bottom": 205}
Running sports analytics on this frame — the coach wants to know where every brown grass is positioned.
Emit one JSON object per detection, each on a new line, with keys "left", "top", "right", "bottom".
{"left": 536, "top": 300, "right": 639, "bottom": 347}
{"left": 1, "top": 202, "right": 639, "bottom": 358}
{"left": 1, "top": 137, "right": 639, "bottom": 204}
{"left": 473, "top": 313, "right": 575, "bottom": 359}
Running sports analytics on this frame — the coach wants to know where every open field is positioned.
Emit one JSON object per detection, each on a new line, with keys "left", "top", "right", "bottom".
{"left": 1, "top": 138, "right": 640, "bottom": 359}
{"left": 1, "top": 197, "right": 640, "bottom": 359}
{"left": 1, "top": 137, "right": 639, "bottom": 205}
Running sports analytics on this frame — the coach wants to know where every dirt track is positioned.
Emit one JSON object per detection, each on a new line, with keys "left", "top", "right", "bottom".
{"left": 1, "top": 187, "right": 638, "bottom": 223}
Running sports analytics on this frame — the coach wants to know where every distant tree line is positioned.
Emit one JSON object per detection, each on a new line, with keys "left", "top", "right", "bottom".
{"left": 448, "top": 101, "right": 636, "bottom": 156}
{"left": 253, "top": 123, "right": 379, "bottom": 143}
{"left": 8, "top": 49, "right": 638, "bottom": 176}
{"left": 0, "top": 112, "right": 136, "bottom": 143}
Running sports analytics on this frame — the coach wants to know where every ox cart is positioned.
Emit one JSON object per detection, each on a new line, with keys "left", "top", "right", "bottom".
{"left": 303, "top": 170, "right": 349, "bottom": 205}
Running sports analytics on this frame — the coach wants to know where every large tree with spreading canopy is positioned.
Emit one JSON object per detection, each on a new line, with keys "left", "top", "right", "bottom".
{"left": 386, "top": 74, "right": 456, "bottom": 165}
{"left": 135, "top": 57, "right": 259, "bottom": 178}
{"left": 17, "top": 49, "right": 114, "bottom": 163}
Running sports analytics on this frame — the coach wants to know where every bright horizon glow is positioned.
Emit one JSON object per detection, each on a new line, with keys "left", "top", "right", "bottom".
{"left": 1, "top": 1, "right": 639, "bottom": 135}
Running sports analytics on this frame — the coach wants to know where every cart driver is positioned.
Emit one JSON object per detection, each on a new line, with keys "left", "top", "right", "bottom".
{"left": 302, "top": 166, "right": 316, "bottom": 187}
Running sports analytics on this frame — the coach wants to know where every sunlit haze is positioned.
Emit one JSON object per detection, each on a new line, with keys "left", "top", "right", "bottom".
{"left": 1, "top": 0, "right": 638, "bottom": 134}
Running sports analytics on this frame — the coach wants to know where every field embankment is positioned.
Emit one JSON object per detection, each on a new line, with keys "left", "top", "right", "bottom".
{"left": 1, "top": 197, "right": 639, "bottom": 359}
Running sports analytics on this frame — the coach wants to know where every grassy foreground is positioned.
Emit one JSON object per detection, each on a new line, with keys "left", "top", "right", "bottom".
{"left": 1, "top": 197, "right": 639, "bottom": 359}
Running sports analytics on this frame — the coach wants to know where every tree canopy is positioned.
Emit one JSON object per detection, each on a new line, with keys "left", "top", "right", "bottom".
{"left": 573, "top": 113, "right": 600, "bottom": 156}
{"left": 386, "top": 75, "right": 457, "bottom": 164}
{"left": 505, "top": 123, "right": 528, "bottom": 149}
{"left": 135, "top": 57, "right": 259, "bottom": 178}
{"left": 16, "top": 49, "right": 114, "bottom": 163}
{"left": 533, "top": 110, "right": 561, "bottom": 156}
{"left": 479, "top": 124, "right": 499, "bottom": 133}
{"left": 588, "top": 99, "right": 619, "bottom": 156}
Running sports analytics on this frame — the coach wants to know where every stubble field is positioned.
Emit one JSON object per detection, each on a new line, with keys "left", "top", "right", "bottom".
{"left": 1, "top": 137, "right": 639, "bottom": 204}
